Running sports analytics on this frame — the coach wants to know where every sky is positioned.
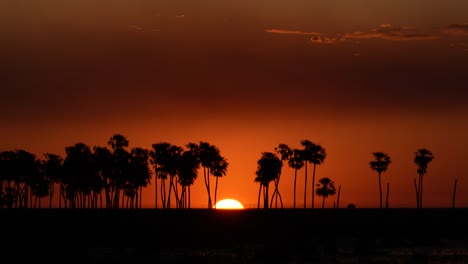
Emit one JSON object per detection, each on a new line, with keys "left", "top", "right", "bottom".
{"left": 1, "top": 0, "right": 468, "bottom": 208}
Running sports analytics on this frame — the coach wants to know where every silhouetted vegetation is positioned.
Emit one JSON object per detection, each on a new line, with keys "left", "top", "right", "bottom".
{"left": 315, "top": 177, "right": 336, "bottom": 208}
{"left": 369, "top": 152, "right": 391, "bottom": 209}
{"left": 0, "top": 134, "right": 442, "bottom": 210}
{"left": 414, "top": 148, "right": 434, "bottom": 208}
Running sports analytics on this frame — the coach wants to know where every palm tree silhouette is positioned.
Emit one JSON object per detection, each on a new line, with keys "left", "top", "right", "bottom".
{"left": 369, "top": 152, "right": 391, "bottom": 209}
{"left": 177, "top": 149, "right": 199, "bottom": 208}
{"left": 300, "top": 140, "right": 312, "bottom": 208}
{"left": 150, "top": 142, "right": 172, "bottom": 208}
{"left": 164, "top": 145, "right": 183, "bottom": 208}
{"left": 301, "top": 140, "right": 327, "bottom": 209}
{"left": 271, "top": 143, "right": 292, "bottom": 208}
{"left": 191, "top": 141, "right": 224, "bottom": 209}
{"left": 288, "top": 149, "right": 304, "bottom": 209}
{"left": 63, "top": 143, "right": 94, "bottom": 208}
{"left": 128, "top": 147, "right": 152, "bottom": 208}
{"left": 414, "top": 148, "right": 434, "bottom": 208}
{"left": 107, "top": 134, "right": 130, "bottom": 209}
{"left": 212, "top": 155, "right": 228, "bottom": 209}
{"left": 41, "top": 153, "right": 63, "bottom": 208}
{"left": 255, "top": 152, "right": 282, "bottom": 209}
{"left": 92, "top": 146, "right": 113, "bottom": 208}
{"left": 315, "top": 177, "right": 336, "bottom": 208}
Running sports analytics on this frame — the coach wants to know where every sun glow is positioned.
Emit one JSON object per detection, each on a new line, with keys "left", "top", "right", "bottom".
{"left": 214, "top": 199, "right": 245, "bottom": 209}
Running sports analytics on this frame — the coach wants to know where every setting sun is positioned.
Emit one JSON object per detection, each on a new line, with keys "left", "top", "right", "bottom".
{"left": 214, "top": 199, "right": 245, "bottom": 209}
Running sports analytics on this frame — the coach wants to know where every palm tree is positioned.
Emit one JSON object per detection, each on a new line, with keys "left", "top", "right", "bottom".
{"left": 369, "top": 152, "right": 391, "bottom": 209}
{"left": 301, "top": 140, "right": 326, "bottom": 209}
{"left": 92, "top": 146, "right": 113, "bottom": 208}
{"left": 414, "top": 148, "right": 434, "bottom": 208}
{"left": 164, "top": 145, "right": 183, "bottom": 208}
{"left": 288, "top": 149, "right": 304, "bottom": 209}
{"left": 63, "top": 143, "right": 94, "bottom": 208}
{"left": 107, "top": 134, "right": 130, "bottom": 209}
{"left": 127, "top": 147, "right": 152, "bottom": 208}
{"left": 41, "top": 153, "right": 63, "bottom": 208}
{"left": 212, "top": 155, "right": 228, "bottom": 208}
{"left": 300, "top": 140, "right": 312, "bottom": 208}
{"left": 150, "top": 142, "right": 172, "bottom": 208}
{"left": 271, "top": 143, "right": 291, "bottom": 208}
{"left": 255, "top": 152, "right": 282, "bottom": 209}
{"left": 192, "top": 141, "right": 223, "bottom": 209}
{"left": 315, "top": 177, "right": 336, "bottom": 208}
{"left": 177, "top": 150, "right": 199, "bottom": 208}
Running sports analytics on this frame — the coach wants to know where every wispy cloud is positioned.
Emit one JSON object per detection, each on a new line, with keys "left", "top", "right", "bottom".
{"left": 343, "top": 24, "right": 438, "bottom": 41}
{"left": 266, "top": 24, "right": 438, "bottom": 44}
{"left": 265, "top": 29, "right": 320, "bottom": 35}
{"left": 440, "top": 23, "right": 468, "bottom": 35}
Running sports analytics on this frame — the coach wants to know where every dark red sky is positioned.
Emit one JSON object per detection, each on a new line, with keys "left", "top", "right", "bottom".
{"left": 1, "top": 0, "right": 468, "bottom": 208}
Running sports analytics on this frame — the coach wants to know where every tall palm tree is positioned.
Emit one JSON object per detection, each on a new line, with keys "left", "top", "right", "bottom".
{"left": 177, "top": 150, "right": 199, "bottom": 208}
{"left": 92, "top": 146, "right": 113, "bottom": 208}
{"left": 255, "top": 152, "right": 282, "bottom": 209}
{"left": 164, "top": 145, "right": 183, "bottom": 208}
{"left": 127, "top": 147, "right": 152, "bottom": 208}
{"left": 63, "top": 143, "right": 94, "bottom": 208}
{"left": 211, "top": 155, "right": 228, "bottom": 208}
{"left": 42, "top": 153, "right": 63, "bottom": 208}
{"left": 271, "top": 143, "right": 291, "bottom": 208}
{"left": 107, "top": 134, "right": 130, "bottom": 209}
{"left": 300, "top": 140, "right": 313, "bottom": 208}
{"left": 369, "top": 152, "right": 391, "bottom": 209}
{"left": 315, "top": 177, "right": 336, "bottom": 208}
{"left": 301, "top": 140, "right": 326, "bottom": 208}
{"left": 193, "top": 141, "right": 224, "bottom": 209}
{"left": 414, "top": 148, "right": 434, "bottom": 208}
{"left": 288, "top": 149, "right": 304, "bottom": 209}
{"left": 150, "top": 142, "right": 172, "bottom": 208}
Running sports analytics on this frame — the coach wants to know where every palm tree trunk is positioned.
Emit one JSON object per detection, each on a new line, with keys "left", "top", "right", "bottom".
{"left": 378, "top": 172, "right": 382, "bottom": 208}
{"left": 155, "top": 170, "right": 158, "bottom": 209}
{"left": 161, "top": 179, "right": 166, "bottom": 209}
{"left": 413, "top": 178, "right": 419, "bottom": 208}
{"left": 214, "top": 176, "right": 219, "bottom": 209}
{"left": 270, "top": 179, "right": 279, "bottom": 208}
{"left": 385, "top": 183, "right": 389, "bottom": 209}
{"left": 312, "top": 164, "right": 317, "bottom": 209}
{"left": 304, "top": 163, "right": 308, "bottom": 209}
{"left": 188, "top": 186, "right": 191, "bottom": 209}
{"left": 257, "top": 184, "right": 262, "bottom": 209}
{"left": 420, "top": 174, "right": 424, "bottom": 208}
{"left": 322, "top": 196, "right": 325, "bottom": 208}
{"left": 336, "top": 185, "right": 341, "bottom": 209}
{"left": 294, "top": 169, "right": 297, "bottom": 209}
{"left": 264, "top": 185, "right": 269, "bottom": 209}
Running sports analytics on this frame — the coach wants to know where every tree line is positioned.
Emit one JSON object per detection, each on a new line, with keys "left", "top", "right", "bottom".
{"left": 0, "top": 133, "right": 440, "bottom": 209}
{"left": 0, "top": 134, "right": 228, "bottom": 209}
{"left": 254, "top": 141, "right": 437, "bottom": 209}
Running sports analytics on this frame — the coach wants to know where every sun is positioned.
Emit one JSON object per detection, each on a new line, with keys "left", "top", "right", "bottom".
{"left": 214, "top": 199, "right": 245, "bottom": 209}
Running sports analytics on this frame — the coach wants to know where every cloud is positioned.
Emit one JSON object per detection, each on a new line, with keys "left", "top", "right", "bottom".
{"left": 343, "top": 24, "right": 438, "bottom": 41}
{"left": 265, "top": 29, "right": 320, "bottom": 35}
{"left": 266, "top": 24, "right": 438, "bottom": 44}
{"left": 441, "top": 23, "right": 468, "bottom": 35}
{"left": 175, "top": 14, "right": 185, "bottom": 19}
{"left": 309, "top": 35, "right": 342, "bottom": 44}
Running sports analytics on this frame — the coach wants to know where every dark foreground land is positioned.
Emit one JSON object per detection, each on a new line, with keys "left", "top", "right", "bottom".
{"left": 2, "top": 208, "right": 468, "bottom": 263}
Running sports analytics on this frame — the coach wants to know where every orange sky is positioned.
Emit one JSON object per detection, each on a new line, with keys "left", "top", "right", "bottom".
{"left": 1, "top": 0, "right": 468, "bottom": 208}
